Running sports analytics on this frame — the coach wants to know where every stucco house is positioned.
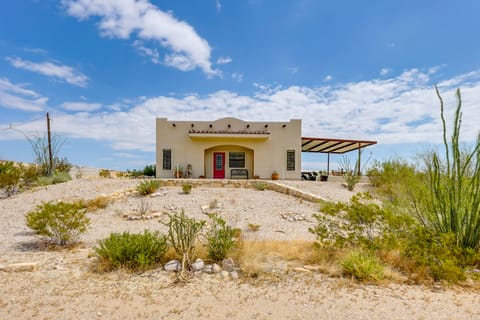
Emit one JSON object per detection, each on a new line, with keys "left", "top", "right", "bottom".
{"left": 156, "top": 117, "right": 377, "bottom": 180}
{"left": 156, "top": 117, "right": 302, "bottom": 180}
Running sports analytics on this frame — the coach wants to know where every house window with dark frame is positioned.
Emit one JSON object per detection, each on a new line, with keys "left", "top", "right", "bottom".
{"left": 229, "top": 152, "right": 245, "bottom": 168}
{"left": 162, "top": 149, "right": 172, "bottom": 170}
{"left": 287, "top": 150, "right": 295, "bottom": 171}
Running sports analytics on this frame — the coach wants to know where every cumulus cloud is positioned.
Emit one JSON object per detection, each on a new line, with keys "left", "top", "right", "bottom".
{"left": 133, "top": 40, "right": 160, "bottom": 64}
{"left": 217, "top": 56, "right": 232, "bottom": 65}
{"left": 5, "top": 57, "right": 88, "bottom": 87}
{"left": 62, "top": 0, "right": 218, "bottom": 76}
{"left": 4, "top": 68, "right": 480, "bottom": 154}
{"left": 0, "top": 77, "right": 47, "bottom": 111}
{"left": 61, "top": 102, "right": 102, "bottom": 112}
{"left": 380, "top": 68, "right": 391, "bottom": 76}
{"left": 324, "top": 75, "right": 332, "bottom": 82}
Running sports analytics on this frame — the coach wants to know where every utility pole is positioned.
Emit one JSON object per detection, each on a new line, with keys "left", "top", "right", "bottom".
{"left": 46, "top": 112, "right": 53, "bottom": 176}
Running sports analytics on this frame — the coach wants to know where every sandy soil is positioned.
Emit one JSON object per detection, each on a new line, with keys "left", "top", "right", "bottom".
{"left": 1, "top": 178, "right": 479, "bottom": 320}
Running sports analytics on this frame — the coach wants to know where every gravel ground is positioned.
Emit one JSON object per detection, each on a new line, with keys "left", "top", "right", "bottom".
{"left": 1, "top": 177, "right": 479, "bottom": 320}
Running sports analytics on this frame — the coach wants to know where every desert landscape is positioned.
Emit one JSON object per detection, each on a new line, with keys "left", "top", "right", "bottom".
{"left": 0, "top": 175, "right": 479, "bottom": 320}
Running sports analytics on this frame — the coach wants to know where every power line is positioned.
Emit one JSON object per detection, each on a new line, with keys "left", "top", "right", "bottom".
{"left": 0, "top": 115, "right": 45, "bottom": 131}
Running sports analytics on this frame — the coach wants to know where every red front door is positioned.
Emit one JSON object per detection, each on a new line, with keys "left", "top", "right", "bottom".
{"left": 213, "top": 152, "right": 225, "bottom": 179}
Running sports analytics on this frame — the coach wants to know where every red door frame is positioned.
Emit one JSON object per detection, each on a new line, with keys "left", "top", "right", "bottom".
{"left": 213, "top": 152, "right": 226, "bottom": 179}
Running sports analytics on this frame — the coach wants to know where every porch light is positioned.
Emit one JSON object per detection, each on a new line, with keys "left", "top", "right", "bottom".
{"left": 191, "top": 123, "right": 194, "bottom": 127}
{"left": 209, "top": 124, "right": 213, "bottom": 128}
{"left": 228, "top": 124, "right": 231, "bottom": 128}
{"left": 246, "top": 124, "right": 250, "bottom": 128}
{"left": 172, "top": 123, "right": 176, "bottom": 127}
{"left": 264, "top": 124, "right": 269, "bottom": 128}
{"left": 282, "top": 124, "right": 286, "bottom": 128}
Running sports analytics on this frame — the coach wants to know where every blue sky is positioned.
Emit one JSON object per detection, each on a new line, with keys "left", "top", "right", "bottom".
{"left": 1, "top": 0, "right": 480, "bottom": 171}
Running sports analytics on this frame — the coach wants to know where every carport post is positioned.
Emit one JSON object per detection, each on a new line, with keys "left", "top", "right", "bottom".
{"left": 357, "top": 143, "right": 361, "bottom": 175}
{"left": 327, "top": 153, "right": 330, "bottom": 175}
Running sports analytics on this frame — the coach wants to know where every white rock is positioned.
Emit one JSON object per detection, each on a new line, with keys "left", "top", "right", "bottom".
{"left": 0, "top": 262, "right": 39, "bottom": 272}
{"left": 222, "top": 258, "right": 235, "bottom": 272}
{"left": 164, "top": 260, "right": 181, "bottom": 272}
{"left": 219, "top": 270, "right": 230, "bottom": 279}
{"left": 191, "top": 258, "right": 204, "bottom": 272}
{"left": 212, "top": 263, "right": 221, "bottom": 273}
{"left": 230, "top": 271, "right": 239, "bottom": 279}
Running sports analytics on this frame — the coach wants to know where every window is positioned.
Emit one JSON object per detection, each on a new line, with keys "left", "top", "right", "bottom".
{"left": 287, "top": 150, "right": 295, "bottom": 171}
{"left": 162, "top": 149, "right": 172, "bottom": 170}
{"left": 229, "top": 152, "right": 245, "bottom": 168}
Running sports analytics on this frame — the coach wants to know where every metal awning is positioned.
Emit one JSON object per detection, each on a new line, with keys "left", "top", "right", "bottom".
{"left": 301, "top": 137, "right": 377, "bottom": 153}
{"left": 301, "top": 137, "right": 377, "bottom": 175}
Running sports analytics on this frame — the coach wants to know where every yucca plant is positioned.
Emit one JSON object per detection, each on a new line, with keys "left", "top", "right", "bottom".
{"left": 412, "top": 86, "right": 480, "bottom": 249}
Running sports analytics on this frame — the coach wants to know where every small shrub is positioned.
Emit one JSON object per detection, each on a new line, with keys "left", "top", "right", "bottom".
{"left": 341, "top": 250, "right": 385, "bottom": 282}
{"left": 95, "top": 230, "right": 168, "bottom": 271}
{"left": 85, "top": 196, "right": 111, "bottom": 211}
{"left": 35, "top": 172, "right": 71, "bottom": 186}
{"left": 19, "top": 163, "right": 41, "bottom": 187}
{"left": 25, "top": 201, "right": 90, "bottom": 246}
{"left": 54, "top": 157, "right": 72, "bottom": 173}
{"left": 137, "top": 198, "right": 150, "bottom": 216}
{"left": 404, "top": 228, "right": 466, "bottom": 282}
{"left": 182, "top": 183, "right": 193, "bottom": 194}
{"left": 0, "top": 161, "right": 21, "bottom": 196}
{"left": 206, "top": 214, "right": 237, "bottom": 261}
{"left": 161, "top": 210, "right": 205, "bottom": 273}
{"left": 253, "top": 181, "right": 267, "bottom": 191}
{"left": 137, "top": 179, "right": 161, "bottom": 195}
{"left": 247, "top": 223, "right": 260, "bottom": 232}
{"left": 99, "top": 169, "right": 111, "bottom": 178}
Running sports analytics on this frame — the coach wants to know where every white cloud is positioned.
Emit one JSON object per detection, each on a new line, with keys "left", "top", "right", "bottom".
{"left": 5, "top": 68, "right": 480, "bottom": 154}
{"left": 232, "top": 72, "right": 243, "bottom": 82}
{"left": 217, "top": 56, "right": 232, "bottom": 65}
{"left": 289, "top": 67, "right": 299, "bottom": 75}
{"left": 0, "top": 78, "right": 47, "bottom": 112}
{"left": 61, "top": 102, "right": 102, "bottom": 112}
{"left": 6, "top": 57, "right": 88, "bottom": 87}
{"left": 216, "top": 0, "right": 222, "bottom": 12}
{"left": 379, "top": 68, "right": 390, "bottom": 76}
{"left": 323, "top": 75, "right": 332, "bottom": 82}
{"left": 133, "top": 40, "right": 160, "bottom": 64}
{"left": 62, "top": 0, "right": 218, "bottom": 76}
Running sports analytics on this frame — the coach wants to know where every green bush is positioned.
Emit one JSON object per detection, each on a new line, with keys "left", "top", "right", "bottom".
{"left": 54, "top": 157, "right": 72, "bottom": 173}
{"left": 137, "top": 179, "right": 161, "bottom": 195}
{"left": 366, "top": 159, "right": 421, "bottom": 206}
{"left": 182, "top": 183, "right": 193, "bottom": 194}
{"left": 341, "top": 250, "right": 385, "bottom": 282}
{"left": 253, "top": 181, "right": 268, "bottom": 191}
{"left": 143, "top": 164, "right": 156, "bottom": 177}
{"left": 19, "top": 163, "right": 41, "bottom": 187}
{"left": 161, "top": 210, "right": 205, "bottom": 272}
{"left": 35, "top": 172, "right": 72, "bottom": 186}
{"left": 404, "top": 228, "right": 466, "bottom": 282}
{"left": 0, "top": 161, "right": 21, "bottom": 196}
{"left": 99, "top": 169, "right": 111, "bottom": 178}
{"left": 95, "top": 230, "right": 168, "bottom": 271}
{"left": 206, "top": 214, "right": 237, "bottom": 261}
{"left": 25, "top": 201, "right": 90, "bottom": 246}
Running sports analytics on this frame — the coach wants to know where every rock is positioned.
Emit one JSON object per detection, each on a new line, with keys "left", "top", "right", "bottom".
{"left": 303, "top": 265, "right": 322, "bottom": 272}
{"left": 212, "top": 263, "right": 221, "bottom": 273}
{"left": 222, "top": 258, "right": 235, "bottom": 272}
{"left": 204, "top": 264, "right": 213, "bottom": 273}
{"left": 191, "top": 258, "right": 204, "bottom": 272}
{"left": 230, "top": 270, "right": 239, "bottom": 279}
{"left": 0, "top": 262, "right": 39, "bottom": 272}
{"left": 122, "top": 213, "right": 129, "bottom": 218}
{"left": 219, "top": 270, "right": 230, "bottom": 279}
{"left": 201, "top": 205, "right": 209, "bottom": 214}
{"left": 293, "top": 267, "right": 312, "bottom": 274}
{"left": 164, "top": 260, "right": 181, "bottom": 272}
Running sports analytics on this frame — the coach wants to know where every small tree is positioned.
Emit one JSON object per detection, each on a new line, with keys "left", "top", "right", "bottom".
{"left": 161, "top": 210, "right": 205, "bottom": 275}
{"left": 206, "top": 214, "right": 237, "bottom": 261}
{"left": 25, "top": 201, "right": 90, "bottom": 246}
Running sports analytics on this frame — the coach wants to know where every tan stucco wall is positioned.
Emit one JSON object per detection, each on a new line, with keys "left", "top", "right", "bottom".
{"left": 156, "top": 117, "right": 302, "bottom": 180}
